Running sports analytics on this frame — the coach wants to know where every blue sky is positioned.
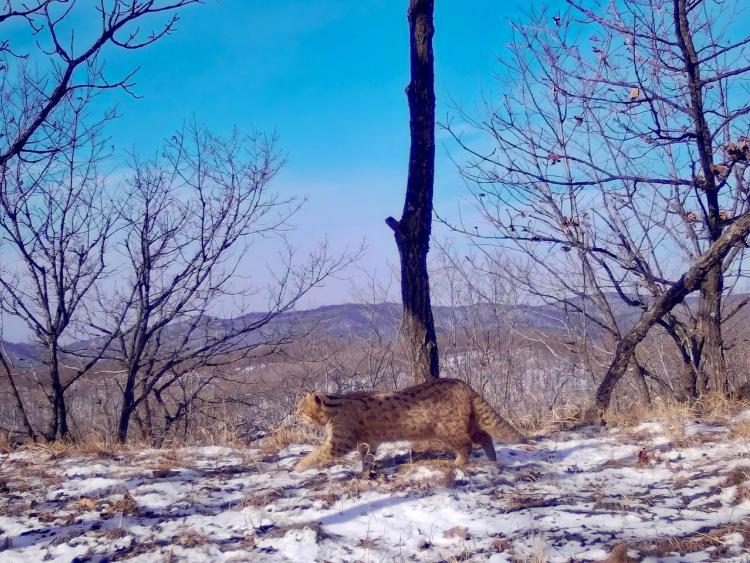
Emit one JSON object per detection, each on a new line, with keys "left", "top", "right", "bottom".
{"left": 96, "top": 0, "right": 527, "bottom": 297}
{"left": 1, "top": 0, "right": 542, "bottom": 339}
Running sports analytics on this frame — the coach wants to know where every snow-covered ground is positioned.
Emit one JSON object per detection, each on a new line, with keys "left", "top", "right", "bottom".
{"left": 2, "top": 415, "right": 750, "bottom": 562}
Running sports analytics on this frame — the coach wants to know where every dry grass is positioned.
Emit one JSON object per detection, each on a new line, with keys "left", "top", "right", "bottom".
{"left": 175, "top": 528, "right": 211, "bottom": 548}
{"left": 20, "top": 436, "right": 125, "bottom": 459}
{"left": 517, "top": 392, "right": 741, "bottom": 437}
{"left": 723, "top": 466, "right": 750, "bottom": 488}
{"left": 694, "top": 392, "right": 750, "bottom": 423}
{"left": 108, "top": 492, "right": 139, "bottom": 516}
{"left": 529, "top": 535, "right": 548, "bottom": 563}
{"left": 603, "top": 521, "right": 750, "bottom": 560}
{"left": 242, "top": 488, "right": 285, "bottom": 509}
{"left": 517, "top": 402, "right": 591, "bottom": 435}
{"left": 730, "top": 420, "right": 750, "bottom": 440}
{"left": 178, "top": 417, "right": 245, "bottom": 449}
{"left": 605, "top": 393, "right": 750, "bottom": 435}
{"left": 0, "top": 411, "right": 248, "bottom": 455}
{"left": 0, "top": 432, "right": 12, "bottom": 454}
{"left": 651, "top": 399, "right": 692, "bottom": 445}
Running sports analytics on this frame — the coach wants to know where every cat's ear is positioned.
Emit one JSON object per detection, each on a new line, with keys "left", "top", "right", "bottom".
{"left": 312, "top": 392, "right": 324, "bottom": 406}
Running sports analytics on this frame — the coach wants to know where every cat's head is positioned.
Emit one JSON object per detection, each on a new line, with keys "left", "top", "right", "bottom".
{"left": 295, "top": 391, "right": 330, "bottom": 426}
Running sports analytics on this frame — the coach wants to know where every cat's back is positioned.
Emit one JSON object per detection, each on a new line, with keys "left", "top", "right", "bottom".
{"left": 330, "top": 379, "right": 473, "bottom": 440}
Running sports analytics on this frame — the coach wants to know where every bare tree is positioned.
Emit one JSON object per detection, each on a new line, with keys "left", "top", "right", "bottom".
{"left": 447, "top": 0, "right": 750, "bottom": 412}
{"left": 0, "top": 1, "right": 200, "bottom": 440}
{"left": 386, "top": 0, "right": 439, "bottom": 384}
{"left": 93, "top": 124, "right": 358, "bottom": 443}
{"left": 0, "top": 110, "right": 115, "bottom": 440}
{"left": 596, "top": 215, "right": 750, "bottom": 411}
{"left": 0, "top": 0, "right": 199, "bottom": 167}
{"left": 432, "top": 243, "right": 592, "bottom": 419}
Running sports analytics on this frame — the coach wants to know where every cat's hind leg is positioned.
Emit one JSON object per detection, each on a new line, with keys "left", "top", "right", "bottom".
{"left": 448, "top": 437, "right": 473, "bottom": 467}
{"left": 472, "top": 429, "right": 497, "bottom": 461}
{"left": 358, "top": 442, "right": 378, "bottom": 475}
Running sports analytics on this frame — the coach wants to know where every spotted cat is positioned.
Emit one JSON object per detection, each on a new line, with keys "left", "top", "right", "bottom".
{"left": 294, "top": 378, "right": 523, "bottom": 472}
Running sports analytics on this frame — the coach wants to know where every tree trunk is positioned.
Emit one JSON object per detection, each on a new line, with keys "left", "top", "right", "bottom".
{"left": 386, "top": 0, "right": 439, "bottom": 384}
{"left": 632, "top": 359, "right": 652, "bottom": 407}
{"left": 697, "top": 264, "right": 727, "bottom": 394}
{"left": 593, "top": 212, "right": 750, "bottom": 418}
{"left": 674, "top": 0, "right": 727, "bottom": 396}
{"left": 117, "top": 368, "right": 138, "bottom": 443}
{"left": 117, "top": 401, "right": 132, "bottom": 444}
{"left": 48, "top": 343, "right": 69, "bottom": 440}
{"left": 53, "top": 387, "right": 69, "bottom": 440}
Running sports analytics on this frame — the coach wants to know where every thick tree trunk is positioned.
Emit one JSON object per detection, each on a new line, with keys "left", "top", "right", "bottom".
{"left": 117, "top": 368, "right": 138, "bottom": 443}
{"left": 386, "top": 0, "right": 439, "bottom": 384}
{"left": 697, "top": 267, "right": 727, "bottom": 394}
{"left": 674, "top": 0, "right": 727, "bottom": 396}
{"left": 593, "top": 212, "right": 750, "bottom": 418}
{"left": 52, "top": 386, "right": 69, "bottom": 440}
{"left": 117, "top": 400, "right": 133, "bottom": 443}
{"left": 48, "top": 343, "right": 69, "bottom": 440}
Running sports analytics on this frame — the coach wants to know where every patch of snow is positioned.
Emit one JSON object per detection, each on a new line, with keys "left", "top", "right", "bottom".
{"left": 3, "top": 415, "right": 750, "bottom": 561}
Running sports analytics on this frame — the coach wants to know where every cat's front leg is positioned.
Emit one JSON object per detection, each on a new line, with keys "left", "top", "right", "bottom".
{"left": 294, "top": 441, "right": 335, "bottom": 472}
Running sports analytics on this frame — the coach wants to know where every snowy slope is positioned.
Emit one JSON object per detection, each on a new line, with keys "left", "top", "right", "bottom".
{"left": 2, "top": 416, "right": 750, "bottom": 562}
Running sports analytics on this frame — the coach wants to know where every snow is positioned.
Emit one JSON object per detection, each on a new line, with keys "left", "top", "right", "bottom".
{"left": 2, "top": 414, "right": 750, "bottom": 561}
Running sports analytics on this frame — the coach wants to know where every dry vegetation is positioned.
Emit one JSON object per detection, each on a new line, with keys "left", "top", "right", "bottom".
{"left": 6, "top": 411, "right": 750, "bottom": 561}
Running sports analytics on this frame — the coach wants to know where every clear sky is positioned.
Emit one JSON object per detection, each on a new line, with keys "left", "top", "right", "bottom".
{"left": 1, "top": 0, "right": 546, "bottom": 340}
{"left": 100, "top": 0, "right": 529, "bottom": 286}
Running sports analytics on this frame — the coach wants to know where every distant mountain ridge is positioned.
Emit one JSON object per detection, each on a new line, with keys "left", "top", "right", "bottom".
{"left": 2, "top": 295, "right": 746, "bottom": 364}
{"left": 0, "top": 300, "right": 625, "bottom": 365}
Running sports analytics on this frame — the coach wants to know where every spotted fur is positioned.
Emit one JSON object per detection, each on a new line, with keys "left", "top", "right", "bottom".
{"left": 294, "top": 378, "right": 523, "bottom": 472}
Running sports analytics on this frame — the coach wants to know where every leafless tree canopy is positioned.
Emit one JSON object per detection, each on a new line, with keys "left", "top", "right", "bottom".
{"left": 0, "top": 0, "right": 200, "bottom": 440}
{"left": 444, "top": 0, "right": 750, "bottom": 415}
{"left": 0, "top": 1, "right": 360, "bottom": 443}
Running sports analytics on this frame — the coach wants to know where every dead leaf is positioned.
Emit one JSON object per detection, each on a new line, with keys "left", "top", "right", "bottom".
{"left": 76, "top": 498, "right": 97, "bottom": 511}
{"left": 709, "top": 163, "right": 729, "bottom": 178}
{"left": 443, "top": 526, "right": 471, "bottom": 540}
{"left": 492, "top": 538, "right": 510, "bottom": 552}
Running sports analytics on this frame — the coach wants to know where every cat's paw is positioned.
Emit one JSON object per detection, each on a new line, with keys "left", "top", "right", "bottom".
{"left": 294, "top": 456, "right": 315, "bottom": 472}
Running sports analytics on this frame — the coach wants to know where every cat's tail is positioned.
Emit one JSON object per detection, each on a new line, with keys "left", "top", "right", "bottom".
{"left": 471, "top": 392, "right": 525, "bottom": 443}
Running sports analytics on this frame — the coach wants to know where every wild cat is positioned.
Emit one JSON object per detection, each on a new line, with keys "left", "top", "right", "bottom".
{"left": 294, "top": 378, "right": 524, "bottom": 472}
